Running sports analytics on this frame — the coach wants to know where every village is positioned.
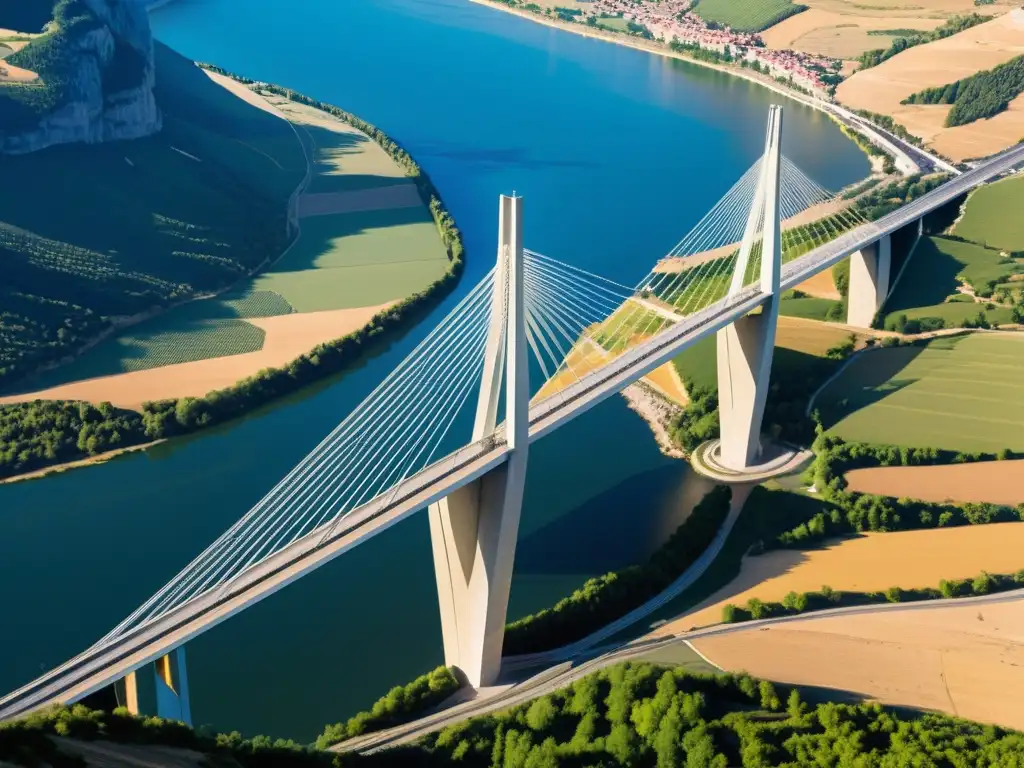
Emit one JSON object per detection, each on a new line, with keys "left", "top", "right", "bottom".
{"left": 586, "top": 0, "right": 840, "bottom": 96}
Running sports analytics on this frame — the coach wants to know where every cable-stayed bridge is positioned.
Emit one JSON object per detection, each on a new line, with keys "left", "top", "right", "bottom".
{"left": 3, "top": 108, "right": 1022, "bottom": 725}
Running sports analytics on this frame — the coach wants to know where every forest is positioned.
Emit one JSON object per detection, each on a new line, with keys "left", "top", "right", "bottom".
{"left": 0, "top": 400, "right": 147, "bottom": 480}
{"left": 7, "top": 663, "right": 1024, "bottom": 767}
{"left": 903, "top": 55, "right": 1024, "bottom": 128}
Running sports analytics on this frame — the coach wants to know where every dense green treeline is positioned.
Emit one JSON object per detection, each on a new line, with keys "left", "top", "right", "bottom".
{"left": 903, "top": 55, "right": 1024, "bottom": 128}
{"left": 856, "top": 14, "right": 990, "bottom": 70}
{"left": 503, "top": 487, "right": 732, "bottom": 656}
{"left": 0, "top": 400, "right": 147, "bottom": 480}
{"left": 0, "top": 704, "right": 326, "bottom": 768}
{"left": 8, "top": 663, "right": 1024, "bottom": 767}
{"left": 317, "top": 667, "right": 460, "bottom": 750}
{"left": 131, "top": 68, "right": 467, "bottom": 442}
{"left": 723, "top": 568, "right": 1024, "bottom": 623}
{"left": 348, "top": 662, "right": 1024, "bottom": 766}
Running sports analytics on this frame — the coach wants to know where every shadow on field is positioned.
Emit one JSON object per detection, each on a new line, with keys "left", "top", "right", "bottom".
{"left": 817, "top": 345, "right": 925, "bottom": 428}
{"left": 884, "top": 237, "right": 964, "bottom": 314}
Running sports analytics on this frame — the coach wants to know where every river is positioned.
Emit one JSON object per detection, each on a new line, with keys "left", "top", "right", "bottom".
{"left": 0, "top": 0, "right": 868, "bottom": 741}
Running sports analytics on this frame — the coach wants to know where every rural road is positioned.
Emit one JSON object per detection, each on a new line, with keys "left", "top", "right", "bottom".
{"left": 339, "top": 588, "right": 1024, "bottom": 754}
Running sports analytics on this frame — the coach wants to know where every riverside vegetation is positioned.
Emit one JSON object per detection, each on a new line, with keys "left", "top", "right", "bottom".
{"left": 0, "top": 68, "right": 465, "bottom": 480}
{"left": 502, "top": 486, "right": 732, "bottom": 655}
{"left": 8, "top": 663, "right": 1024, "bottom": 765}
{"left": 7, "top": 662, "right": 1024, "bottom": 767}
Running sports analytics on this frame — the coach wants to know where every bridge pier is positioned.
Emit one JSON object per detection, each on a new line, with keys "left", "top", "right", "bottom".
{"left": 846, "top": 235, "right": 891, "bottom": 328}
{"left": 121, "top": 647, "right": 192, "bottom": 725}
{"left": 717, "top": 106, "right": 783, "bottom": 472}
{"left": 428, "top": 194, "right": 528, "bottom": 688}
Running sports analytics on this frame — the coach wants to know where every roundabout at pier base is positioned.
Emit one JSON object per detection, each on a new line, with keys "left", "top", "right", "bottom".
{"left": 690, "top": 439, "right": 811, "bottom": 483}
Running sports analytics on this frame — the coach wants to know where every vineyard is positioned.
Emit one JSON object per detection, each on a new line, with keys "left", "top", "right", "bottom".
{"left": 691, "top": 0, "right": 807, "bottom": 33}
{"left": 0, "top": 42, "right": 303, "bottom": 390}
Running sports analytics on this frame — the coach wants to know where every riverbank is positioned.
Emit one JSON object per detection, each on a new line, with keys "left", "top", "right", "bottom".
{"left": 621, "top": 382, "right": 685, "bottom": 460}
{"left": 471, "top": 0, "right": 827, "bottom": 107}
{"left": 0, "top": 440, "right": 165, "bottom": 485}
{"left": 0, "top": 65, "right": 465, "bottom": 482}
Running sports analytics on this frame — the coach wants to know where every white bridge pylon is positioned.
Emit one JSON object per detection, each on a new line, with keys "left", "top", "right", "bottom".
{"left": 428, "top": 194, "right": 530, "bottom": 687}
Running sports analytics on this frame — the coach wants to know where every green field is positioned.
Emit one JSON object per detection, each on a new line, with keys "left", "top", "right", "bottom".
{"left": 779, "top": 296, "right": 840, "bottom": 321}
{"left": 691, "top": 0, "right": 807, "bottom": 32}
{"left": 954, "top": 174, "right": 1024, "bottom": 253}
{"left": 882, "top": 236, "right": 1021, "bottom": 330}
{"left": 251, "top": 207, "right": 450, "bottom": 312}
{"left": 0, "top": 43, "right": 304, "bottom": 390}
{"left": 817, "top": 334, "right": 1024, "bottom": 452}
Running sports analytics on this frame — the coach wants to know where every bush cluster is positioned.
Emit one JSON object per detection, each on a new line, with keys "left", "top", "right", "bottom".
{"left": 317, "top": 667, "right": 460, "bottom": 749}
{"left": 0, "top": 400, "right": 148, "bottom": 480}
{"left": 503, "top": 486, "right": 732, "bottom": 655}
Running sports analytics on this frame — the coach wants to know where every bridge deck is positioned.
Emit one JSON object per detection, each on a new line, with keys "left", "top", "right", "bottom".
{"left": 2, "top": 144, "right": 1021, "bottom": 723}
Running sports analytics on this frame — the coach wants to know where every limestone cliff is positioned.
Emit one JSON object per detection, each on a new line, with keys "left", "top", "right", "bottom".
{"left": 0, "top": 0, "right": 161, "bottom": 155}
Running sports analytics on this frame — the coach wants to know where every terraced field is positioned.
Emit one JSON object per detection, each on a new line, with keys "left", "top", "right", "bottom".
{"left": 817, "top": 333, "right": 1024, "bottom": 452}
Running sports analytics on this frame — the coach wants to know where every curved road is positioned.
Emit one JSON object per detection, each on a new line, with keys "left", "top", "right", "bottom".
{"left": 341, "top": 588, "right": 1024, "bottom": 754}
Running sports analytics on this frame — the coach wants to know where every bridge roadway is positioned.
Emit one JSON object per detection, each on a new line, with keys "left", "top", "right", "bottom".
{"left": 1, "top": 143, "right": 1022, "bottom": 724}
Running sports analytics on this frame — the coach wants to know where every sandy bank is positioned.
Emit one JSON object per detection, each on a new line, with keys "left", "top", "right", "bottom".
{"left": 845, "top": 460, "right": 1024, "bottom": 506}
{"left": 656, "top": 521, "right": 1024, "bottom": 632}
{"left": 692, "top": 596, "right": 1024, "bottom": 732}
{"left": 0, "top": 304, "right": 393, "bottom": 410}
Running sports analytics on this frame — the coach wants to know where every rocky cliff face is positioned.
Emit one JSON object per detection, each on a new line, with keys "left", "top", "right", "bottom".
{"left": 0, "top": 0, "right": 161, "bottom": 155}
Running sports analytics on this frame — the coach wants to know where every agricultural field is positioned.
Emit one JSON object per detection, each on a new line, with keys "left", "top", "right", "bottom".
{"left": 954, "top": 173, "right": 1024, "bottom": 253}
{"left": 0, "top": 43, "right": 303, "bottom": 391}
{"left": 590, "top": 303, "right": 670, "bottom": 353}
{"left": 4, "top": 70, "right": 453, "bottom": 403}
{"left": 692, "top": 0, "right": 808, "bottom": 33}
{"left": 882, "top": 235, "right": 1022, "bottom": 330}
{"left": 816, "top": 333, "right": 1024, "bottom": 452}
{"left": 835, "top": 11, "right": 1024, "bottom": 162}
{"left": 778, "top": 294, "right": 840, "bottom": 321}
{"left": 250, "top": 206, "right": 450, "bottom": 313}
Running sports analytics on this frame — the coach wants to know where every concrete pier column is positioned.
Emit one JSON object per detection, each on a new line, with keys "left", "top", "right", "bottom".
{"left": 717, "top": 106, "right": 783, "bottom": 471}
{"left": 846, "top": 235, "right": 891, "bottom": 328}
{"left": 119, "top": 646, "right": 192, "bottom": 725}
{"left": 428, "top": 194, "right": 529, "bottom": 687}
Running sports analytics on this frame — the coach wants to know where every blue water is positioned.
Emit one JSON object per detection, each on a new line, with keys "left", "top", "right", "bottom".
{"left": 0, "top": 0, "right": 868, "bottom": 741}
